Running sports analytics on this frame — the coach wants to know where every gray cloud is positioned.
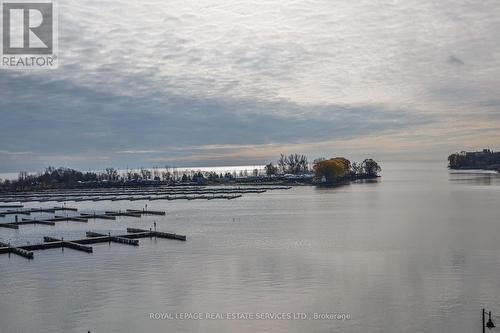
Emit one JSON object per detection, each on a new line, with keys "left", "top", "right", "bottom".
{"left": 0, "top": 72, "right": 431, "bottom": 171}
{"left": 447, "top": 55, "right": 464, "bottom": 66}
{"left": 1, "top": 0, "right": 500, "bottom": 172}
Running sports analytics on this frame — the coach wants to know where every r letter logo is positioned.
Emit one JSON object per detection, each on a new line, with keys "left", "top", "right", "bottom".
{"left": 1, "top": 0, "right": 58, "bottom": 69}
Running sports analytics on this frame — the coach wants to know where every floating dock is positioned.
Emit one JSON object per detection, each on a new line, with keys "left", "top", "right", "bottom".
{"left": 126, "top": 209, "right": 166, "bottom": 216}
{"left": 0, "top": 207, "right": 78, "bottom": 216}
{"left": 0, "top": 241, "right": 34, "bottom": 259}
{"left": 0, "top": 227, "right": 186, "bottom": 260}
{"left": 0, "top": 204, "right": 24, "bottom": 208}
{"left": 0, "top": 186, "right": 291, "bottom": 203}
{"left": 0, "top": 208, "right": 167, "bottom": 229}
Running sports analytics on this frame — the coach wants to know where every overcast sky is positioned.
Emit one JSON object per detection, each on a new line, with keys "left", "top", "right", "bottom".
{"left": 1, "top": 0, "right": 500, "bottom": 172}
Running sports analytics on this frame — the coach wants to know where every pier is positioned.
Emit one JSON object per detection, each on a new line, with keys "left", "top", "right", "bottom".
{"left": 125, "top": 227, "right": 187, "bottom": 241}
{"left": 0, "top": 208, "right": 167, "bottom": 229}
{"left": 0, "top": 206, "right": 78, "bottom": 216}
{"left": 43, "top": 236, "right": 94, "bottom": 253}
{"left": 126, "top": 209, "right": 166, "bottom": 216}
{"left": 0, "top": 227, "right": 186, "bottom": 260}
{"left": 0, "top": 241, "right": 34, "bottom": 259}
{"left": 86, "top": 231, "right": 139, "bottom": 246}
{"left": 0, "top": 186, "right": 291, "bottom": 203}
{"left": 0, "top": 204, "right": 24, "bottom": 208}
{"left": 0, "top": 202, "right": 175, "bottom": 260}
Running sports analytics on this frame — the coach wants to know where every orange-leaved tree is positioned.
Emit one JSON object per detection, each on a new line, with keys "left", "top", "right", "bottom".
{"left": 313, "top": 157, "right": 351, "bottom": 183}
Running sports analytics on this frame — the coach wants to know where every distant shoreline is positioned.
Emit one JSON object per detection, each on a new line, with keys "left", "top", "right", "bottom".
{"left": 0, "top": 155, "right": 382, "bottom": 193}
{"left": 448, "top": 149, "right": 500, "bottom": 173}
{"left": 449, "top": 166, "right": 499, "bottom": 173}
{"left": 0, "top": 174, "right": 381, "bottom": 194}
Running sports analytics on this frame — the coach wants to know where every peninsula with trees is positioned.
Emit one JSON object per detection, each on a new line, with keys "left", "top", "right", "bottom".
{"left": 0, "top": 154, "right": 381, "bottom": 192}
{"left": 264, "top": 154, "right": 381, "bottom": 184}
{"left": 448, "top": 149, "right": 500, "bottom": 172}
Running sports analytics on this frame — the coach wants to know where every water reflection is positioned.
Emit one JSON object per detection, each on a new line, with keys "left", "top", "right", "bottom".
{"left": 1, "top": 162, "right": 500, "bottom": 333}
{"left": 449, "top": 170, "right": 500, "bottom": 186}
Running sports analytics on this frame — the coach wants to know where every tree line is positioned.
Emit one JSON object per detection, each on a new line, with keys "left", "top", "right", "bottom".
{"left": 264, "top": 153, "right": 381, "bottom": 183}
{"left": 0, "top": 154, "right": 381, "bottom": 191}
{"left": 448, "top": 149, "right": 500, "bottom": 171}
{"left": 265, "top": 153, "right": 309, "bottom": 175}
{"left": 0, "top": 166, "right": 241, "bottom": 191}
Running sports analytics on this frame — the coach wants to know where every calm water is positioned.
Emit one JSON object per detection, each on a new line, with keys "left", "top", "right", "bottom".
{"left": 1, "top": 161, "right": 500, "bottom": 333}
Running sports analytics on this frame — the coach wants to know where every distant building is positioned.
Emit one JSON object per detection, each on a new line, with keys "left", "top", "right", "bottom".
{"left": 449, "top": 149, "right": 500, "bottom": 170}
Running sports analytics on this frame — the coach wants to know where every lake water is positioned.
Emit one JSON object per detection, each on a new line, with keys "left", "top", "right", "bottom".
{"left": 1, "top": 161, "right": 500, "bottom": 333}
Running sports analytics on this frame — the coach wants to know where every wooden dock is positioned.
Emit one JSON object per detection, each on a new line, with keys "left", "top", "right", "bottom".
{"left": 0, "top": 223, "right": 20, "bottom": 229}
{"left": 0, "top": 204, "right": 24, "bottom": 208}
{"left": 86, "top": 231, "right": 139, "bottom": 246}
{"left": 0, "top": 215, "right": 88, "bottom": 229}
{"left": 0, "top": 186, "right": 292, "bottom": 203}
{"left": 0, "top": 205, "right": 179, "bottom": 260}
{"left": 0, "top": 227, "right": 186, "bottom": 259}
{"left": 0, "top": 241, "right": 34, "bottom": 259}
{"left": 125, "top": 227, "right": 187, "bottom": 241}
{"left": 0, "top": 207, "right": 78, "bottom": 216}
{"left": 0, "top": 209, "right": 167, "bottom": 230}
{"left": 126, "top": 209, "right": 166, "bottom": 216}
{"left": 54, "top": 215, "right": 88, "bottom": 222}
{"left": 79, "top": 213, "right": 116, "bottom": 220}
{"left": 105, "top": 211, "right": 142, "bottom": 218}
{"left": 43, "top": 236, "right": 93, "bottom": 253}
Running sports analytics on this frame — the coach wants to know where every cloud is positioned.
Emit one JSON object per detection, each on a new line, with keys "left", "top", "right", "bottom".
{"left": 117, "top": 150, "right": 166, "bottom": 154}
{"left": 1, "top": 0, "right": 500, "bottom": 171}
{"left": 447, "top": 55, "right": 464, "bottom": 66}
{"left": 0, "top": 71, "right": 431, "bottom": 171}
{"left": 0, "top": 150, "right": 35, "bottom": 156}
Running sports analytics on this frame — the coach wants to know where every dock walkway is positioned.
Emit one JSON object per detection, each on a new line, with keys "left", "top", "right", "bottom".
{"left": 0, "top": 227, "right": 186, "bottom": 260}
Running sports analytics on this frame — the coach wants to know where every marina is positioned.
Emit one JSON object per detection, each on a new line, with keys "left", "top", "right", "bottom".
{"left": 0, "top": 227, "right": 186, "bottom": 260}
{"left": 1, "top": 162, "right": 500, "bottom": 333}
{"left": 0, "top": 186, "right": 291, "bottom": 203}
{"left": 0, "top": 208, "right": 168, "bottom": 229}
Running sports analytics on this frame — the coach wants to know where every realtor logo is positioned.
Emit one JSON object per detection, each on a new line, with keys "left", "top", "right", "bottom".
{"left": 1, "top": 0, "right": 58, "bottom": 68}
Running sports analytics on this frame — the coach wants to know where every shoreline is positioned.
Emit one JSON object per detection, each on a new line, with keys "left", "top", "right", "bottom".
{"left": 449, "top": 167, "right": 500, "bottom": 173}
{"left": 0, "top": 174, "right": 380, "bottom": 194}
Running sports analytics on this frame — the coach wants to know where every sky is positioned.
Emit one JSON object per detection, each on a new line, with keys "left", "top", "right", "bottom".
{"left": 1, "top": 0, "right": 500, "bottom": 173}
